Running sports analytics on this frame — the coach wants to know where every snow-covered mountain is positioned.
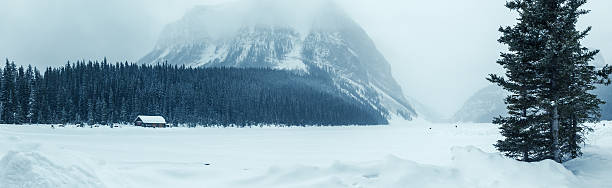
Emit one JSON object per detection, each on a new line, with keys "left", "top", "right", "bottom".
{"left": 406, "top": 97, "right": 448, "bottom": 123}
{"left": 452, "top": 85, "right": 507, "bottom": 123}
{"left": 140, "top": 0, "right": 416, "bottom": 120}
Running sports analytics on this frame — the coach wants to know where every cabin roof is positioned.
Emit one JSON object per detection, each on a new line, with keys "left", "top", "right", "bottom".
{"left": 135, "top": 116, "right": 166, "bottom": 124}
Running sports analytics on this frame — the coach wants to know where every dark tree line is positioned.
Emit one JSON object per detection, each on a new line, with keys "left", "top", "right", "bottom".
{"left": 489, "top": 0, "right": 612, "bottom": 163}
{"left": 0, "top": 59, "right": 387, "bottom": 126}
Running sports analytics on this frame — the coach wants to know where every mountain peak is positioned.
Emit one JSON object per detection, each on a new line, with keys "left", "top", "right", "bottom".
{"left": 140, "top": 0, "right": 416, "bottom": 120}
{"left": 452, "top": 85, "right": 507, "bottom": 123}
{"left": 159, "top": 0, "right": 345, "bottom": 43}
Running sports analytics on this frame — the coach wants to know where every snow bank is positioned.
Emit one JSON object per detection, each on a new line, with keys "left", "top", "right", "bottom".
{"left": 0, "top": 151, "right": 104, "bottom": 188}
{"left": 240, "top": 146, "right": 580, "bottom": 188}
{"left": 0, "top": 134, "right": 105, "bottom": 188}
{"left": 564, "top": 146, "right": 612, "bottom": 187}
{"left": 451, "top": 146, "right": 578, "bottom": 188}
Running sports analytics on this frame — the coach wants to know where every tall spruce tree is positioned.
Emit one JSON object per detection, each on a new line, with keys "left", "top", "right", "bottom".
{"left": 32, "top": 68, "right": 43, "bottom": 124}
{"left": 87, "top": 99, "right": 94, "bottom": 125}
{"left": 26, "top": 65, "right": 35, "bottom": 124}
{"left": 15, "top": 66, "right": 28, "bottom": 124}
{"left": 120, "top": 98, "right": 128, "bottom": 124}
{"left": 1, "top": 60, "right": 17, "bottom": 124}
{"left": 491, "top": 0, "right": 611, "bottom": 163}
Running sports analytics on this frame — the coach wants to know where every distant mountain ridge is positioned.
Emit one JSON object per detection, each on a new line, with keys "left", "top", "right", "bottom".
{"left": 140, "top": 0, "right": 416, "bottom": 120}
{"left": 452, "top": 85, "right": 507, "bottom": 123}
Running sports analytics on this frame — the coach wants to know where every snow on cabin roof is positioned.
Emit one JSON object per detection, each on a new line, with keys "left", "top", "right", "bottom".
{"left": 135, "top": 116, "right": 166, "bottom": 124}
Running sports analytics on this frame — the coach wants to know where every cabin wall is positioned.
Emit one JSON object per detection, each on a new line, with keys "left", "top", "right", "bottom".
{"left": 141, "top": 123, "right": 166, "bottom": 128}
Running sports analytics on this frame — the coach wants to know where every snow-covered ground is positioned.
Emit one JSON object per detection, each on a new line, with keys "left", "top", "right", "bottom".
{"left": 1, "top": 119, "right": 611, "bottom": 188}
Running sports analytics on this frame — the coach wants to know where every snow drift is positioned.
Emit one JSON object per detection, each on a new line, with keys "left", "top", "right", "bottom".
{"left": 241, "top": 146, "right": 580, "bottom": 188}
{"left": 0, "top": 151, "right": 104, "bottom": 188}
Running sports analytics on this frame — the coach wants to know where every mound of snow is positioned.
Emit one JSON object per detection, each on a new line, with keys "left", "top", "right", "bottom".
{"left": 0, "top": 151, "right": 104, "bottom": 188}
{"left": 240, "top": 146, "right": 580, "bottom": 188}
{"left": 451, "top": 146, "right": 578, "bottom": 187}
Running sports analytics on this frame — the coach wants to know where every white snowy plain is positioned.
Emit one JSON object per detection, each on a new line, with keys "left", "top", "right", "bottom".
{"left": 1, "top": 119, "right": 611, "bottom": 188}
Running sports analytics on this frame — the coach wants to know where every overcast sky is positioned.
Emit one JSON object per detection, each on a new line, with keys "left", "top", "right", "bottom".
{"left": 1, "top": 0, "right": 610, "bottom": 118}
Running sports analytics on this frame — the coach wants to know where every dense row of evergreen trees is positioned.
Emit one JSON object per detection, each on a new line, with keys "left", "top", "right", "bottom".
{"left": 0, "top": 59, "right": 387, "bottom": 126}
{"left": 489, "top": 0, "right": 612, "bottom": 163}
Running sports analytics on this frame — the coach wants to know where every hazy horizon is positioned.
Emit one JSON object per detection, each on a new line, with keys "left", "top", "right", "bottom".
{"left": 1, "top": 0, "right": 610, "bottom": 119}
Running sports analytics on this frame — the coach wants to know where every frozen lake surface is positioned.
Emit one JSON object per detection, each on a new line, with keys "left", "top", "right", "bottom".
{"left": 1, "top": 120, "right": 611, "bottom": 187}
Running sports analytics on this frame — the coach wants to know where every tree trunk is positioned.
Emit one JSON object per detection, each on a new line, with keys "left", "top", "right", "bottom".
{"left": 552, "top": 104, "right": 561, "bottom": 162}
{"left": 522, "top": 101, "right": 529, "bottom": 162}
{"left": 570, "top": 114, "right": 578, "bottom": 159}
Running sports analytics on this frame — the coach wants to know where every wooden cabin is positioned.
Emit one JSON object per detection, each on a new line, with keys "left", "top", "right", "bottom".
{"left": 134, "top": 116, "right": 167, "bottom": 128}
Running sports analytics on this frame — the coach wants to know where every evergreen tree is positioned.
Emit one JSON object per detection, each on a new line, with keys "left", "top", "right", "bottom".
{"left": 120, "top": 98, "right": 128, "bottom": 123}
{"left": 491, "top": 0, "right": 612, "bottom": 163}
{"left": 87, "top": 99, "right": 94, "bottom": 125}
{"left": 96, "top": 98, "right": 105, "bottom": 125}
{"left": 107, "top": 91, "right": 114, "bottom": 125}
{"left": 26, "top": 65, "right": 36, "bottom": 124}
{"left": 15, "top": 66, "right": 28, "bottom": 124}
{"left": 1, "top": 60, "right": 17, "bottom": 124}
{"left": 32, "top": 68, "right": 43, "bottom": 124}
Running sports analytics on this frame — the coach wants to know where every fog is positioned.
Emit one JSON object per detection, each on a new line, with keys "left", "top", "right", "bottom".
{"left": 1, "top": 0, "right": 610, "bottom": 118}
